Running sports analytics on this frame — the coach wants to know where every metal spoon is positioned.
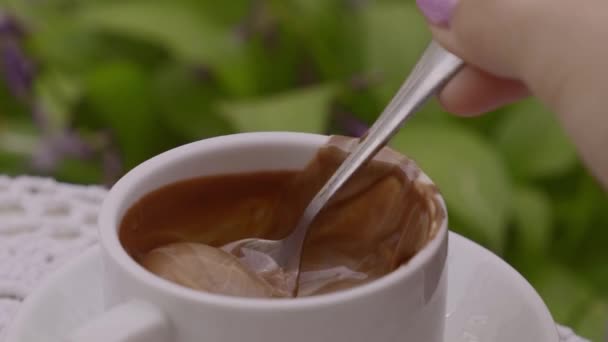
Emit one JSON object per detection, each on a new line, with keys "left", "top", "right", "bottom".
{"left": 223, "top": 41, "right": 464, "bottom": 295}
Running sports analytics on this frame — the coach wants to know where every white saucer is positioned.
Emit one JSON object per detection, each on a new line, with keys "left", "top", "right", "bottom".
{"left": 5, "top": 232, "right": 559, "bottom": 342}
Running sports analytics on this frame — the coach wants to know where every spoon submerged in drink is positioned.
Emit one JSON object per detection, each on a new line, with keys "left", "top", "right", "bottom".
{"left": 222, "top": 41, "right": 464, "bottom": 296}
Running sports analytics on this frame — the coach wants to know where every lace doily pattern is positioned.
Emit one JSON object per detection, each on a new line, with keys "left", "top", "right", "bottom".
{"left": 0, "top": 175, "right": 589, "bottom": 341}
{"left": 0, "top": 176, "right": 105, "bottom": 339}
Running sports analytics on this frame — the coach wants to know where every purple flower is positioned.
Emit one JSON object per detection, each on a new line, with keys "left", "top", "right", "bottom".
{"left": 31, "top": 144, "right": 58, "bottom": 172}
{"left": 103, "top": 148, "right": 123, "bottom": 186}
{"left": 1, "top": 39, "right": 34, "bottom": 99}
{"left": 53, "top": 130, "right": 94, "bottom": 158}
{"left": 0, "top": 11, "right": 33, "bottom": 99}
{"left": 0, "top": 12, "right": 24, "bottom": 37}
{"left": 31, "top": 130, "right": 95, "bottom": 173}
{"left": 31, "top": 102, "right": 49, "bottom": 131}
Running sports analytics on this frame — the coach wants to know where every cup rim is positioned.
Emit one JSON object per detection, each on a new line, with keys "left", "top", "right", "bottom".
{"left": 99, "top": 132, "right": 449, "bottom": 311}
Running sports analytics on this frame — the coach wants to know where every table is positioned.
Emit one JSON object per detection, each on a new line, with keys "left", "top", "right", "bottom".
{"left": 0, "top": 175, "right": 587, "bottom": 341}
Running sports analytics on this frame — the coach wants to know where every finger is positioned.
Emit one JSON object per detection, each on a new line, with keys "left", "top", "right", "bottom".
{"left": 418, "top": 0, "right": 608, "bottom": 188}
{"left": 439, "top": 66, "right": 530, "bottom": 116}
{"left": 427, "top": 0, "right": 606, "bottom": 100}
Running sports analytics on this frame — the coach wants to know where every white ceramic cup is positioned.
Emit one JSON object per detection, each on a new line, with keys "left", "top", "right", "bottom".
{"left": 68, "top": 132, "right": 449, "bottom": 342}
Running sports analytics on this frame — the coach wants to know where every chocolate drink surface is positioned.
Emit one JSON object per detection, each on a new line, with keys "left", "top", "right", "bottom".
{"left": 120, "top": 136, "right": 444, "bottom": 298}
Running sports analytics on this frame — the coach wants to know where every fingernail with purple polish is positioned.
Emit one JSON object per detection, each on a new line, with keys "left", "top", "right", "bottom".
{"left": 416, "top": 0, "right": 458, "bottom": 26}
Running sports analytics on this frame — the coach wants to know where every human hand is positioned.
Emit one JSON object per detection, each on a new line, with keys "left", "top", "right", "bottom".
{"left": 416, "top": 0, "right": 608, "bottom": 187}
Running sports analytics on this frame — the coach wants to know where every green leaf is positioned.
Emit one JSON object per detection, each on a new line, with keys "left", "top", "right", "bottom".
{"left": 153, "top": 66, "right": 234, "bottom": 140}
{"left": 213, "top": 51, "right": 260, "bottom": 98}
{"left": 361, "top": 2, "right": 431, "bottom": 101}
{"left": 583, "top": 264, "right": 608, "bottom": 301}
{"left": 0, "top": 77, "right": 29, "bottom": 119}
{"left": 76, "top": 1, "right": 240, "bottom": 65}
{"left": 219, "top": 85, "right": 335, "bottom": 133}
{"left": 0, "top": 117, "right": 39, "bottom": 175}
{"left": 83, "top": 60, "right": 162, "bottom": 169}
{"left": 25, "top": 15, "right": 98, "bottom": 71}
{"left": 391, "top": 123, "right": 511, "bottom": 252}
{"left": 269, "top": 0, "right": 364, "bottom": 80}
{"left": 496, "top": 99, "right": 578, "bottom": 180}
{"left": 533, "top": 265, "right": 594, "bottom": 326}
{"left": 0, "top": 117, "right": 39, "bottom": 156}
{"left": 178, "top": 0, "right": 250, "bottom": 28}
{"left": 575, "top": 300, "right": 608, "bottom": 342}
{"left": 0, "top": 152, "right": 28, "bottom": 176}
{"left": 214, "top": 33, "right": 301, "bottom": 97}
{"left": 34, "top": 69, "right": 82, "bottom": 133}
{"left": 2, "top": 0, "right": 48, "bottom": 27}
{"left": 511, "top": 186, "right": 552, "bottom": 258}
{"left": 554, "top": 174, "right": 607, "bottom": 254}
{"left": 54, "top": 158, "right": 104, "bottom": 185}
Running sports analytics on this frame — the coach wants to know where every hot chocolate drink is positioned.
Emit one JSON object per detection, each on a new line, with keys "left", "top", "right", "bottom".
{"left": 119, "top": 136, "right": 443, "bottom": 298}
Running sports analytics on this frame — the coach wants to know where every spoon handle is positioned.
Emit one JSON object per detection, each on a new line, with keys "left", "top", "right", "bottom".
{"left": 280, "top": 42, "right": 464, "bottom": 271}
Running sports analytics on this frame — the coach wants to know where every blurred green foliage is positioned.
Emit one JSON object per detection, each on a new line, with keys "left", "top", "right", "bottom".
{"left": 0, "top": 0, "right": 606, "bottom": 339}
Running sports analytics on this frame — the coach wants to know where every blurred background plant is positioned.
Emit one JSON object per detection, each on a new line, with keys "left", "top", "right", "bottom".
{"left": 0, "top": 0, "right": 606, "bottom": 339}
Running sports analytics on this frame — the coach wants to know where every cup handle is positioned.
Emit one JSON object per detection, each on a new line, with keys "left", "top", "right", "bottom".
{"left": 67, "top": 300, "right": 170, "bottom": 342}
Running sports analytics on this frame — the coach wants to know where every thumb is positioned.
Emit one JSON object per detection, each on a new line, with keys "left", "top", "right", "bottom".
{"left": 416, "top": 0, "right": 608, "bottom": 187}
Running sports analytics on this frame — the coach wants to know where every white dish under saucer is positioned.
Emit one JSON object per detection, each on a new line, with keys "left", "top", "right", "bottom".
{"left": 5, "top": 232, "right": 560, "bottom": 342}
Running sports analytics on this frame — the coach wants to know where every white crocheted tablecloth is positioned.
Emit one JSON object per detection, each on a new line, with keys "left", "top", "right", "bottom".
{"left": 0, "top": 175, "right": 588, "bottom": 342}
